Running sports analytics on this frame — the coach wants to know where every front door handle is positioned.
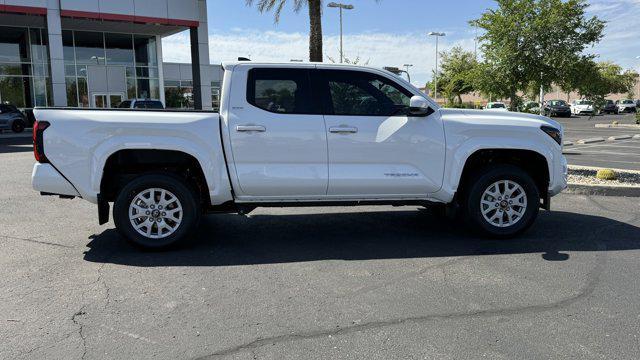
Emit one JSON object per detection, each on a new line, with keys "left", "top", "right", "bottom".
{"left": 329, "top": 126, "right": 358, "bottom": 134}
{"left": 236, "top": 125, "right": 266, "bottom": 132}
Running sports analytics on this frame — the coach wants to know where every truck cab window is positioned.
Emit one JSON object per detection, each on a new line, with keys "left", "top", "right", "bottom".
{"left": 322, "top": 70, "right": 412, "bottom": 116}
{"left": 247, "top": 68, "right": 316, "bottom": 114}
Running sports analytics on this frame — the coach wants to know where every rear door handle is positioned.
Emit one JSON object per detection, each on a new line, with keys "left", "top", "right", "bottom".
{"left": 329, "top": 126, "right": 358, "bottom": 134}
{"left": 236, "top": 125, "right": 266, "bottom": 132}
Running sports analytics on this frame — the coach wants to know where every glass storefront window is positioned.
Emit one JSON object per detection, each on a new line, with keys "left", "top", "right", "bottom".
{"left": 134, "top": 35, "right": 157, "bottom": 66}
{"left": 0, "top": 27, "right": 30, "bottom": 63}
{"left": 127, "top": 78, "right": 137, "bottom": 99}
{"left": 105, "top": 33, "right": 134, "bottom": 66}
{"left": 0, "top": 77, "right": 27, "bottom": 108}
{"left": 74, "top": 31, "right": 105, "bottom": 65}
{"left": 62, "top": 30, "right": 75, "bottom": 64}
{"left": 0, "top": 26, "right": 51, "bottom": 108}
{"left": 65, "top": 77, "right": 78, "bottom": 107}
{"left": 78, "top": 77, "right": 89, "bottom": 107}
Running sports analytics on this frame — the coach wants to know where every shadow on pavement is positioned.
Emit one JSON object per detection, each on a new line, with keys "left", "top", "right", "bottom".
{"left": 0, "top": 137, "right": 33, "bottom": 154}
{"left": 83, "top": 209, "right": 640, "bottom": 267}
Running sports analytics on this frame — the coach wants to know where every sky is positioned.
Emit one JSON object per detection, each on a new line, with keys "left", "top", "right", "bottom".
{"left": 162, "top": 0, "right": 640, "bottom": 86}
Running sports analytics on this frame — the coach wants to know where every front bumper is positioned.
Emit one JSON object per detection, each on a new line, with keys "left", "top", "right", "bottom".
{"left": 32, "top": 163, "right": 80, "bottom": 197}
{"left": 549, "top": 156, "right": 568, "bottom": 197}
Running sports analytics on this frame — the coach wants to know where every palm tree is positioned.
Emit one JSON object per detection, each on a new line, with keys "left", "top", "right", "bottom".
{"left": 246, "top": 0, "right": 324, "bottom": 62}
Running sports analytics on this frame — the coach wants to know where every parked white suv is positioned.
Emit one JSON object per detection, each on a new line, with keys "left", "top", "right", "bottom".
{"left": 570, "top": 99, "right": 594, "bottom": 115}
{"left": 32, "top": 62, "right": 567, "bottom": 249}
{"left": 616, "top": 99, "right": 637, "bottom": 113}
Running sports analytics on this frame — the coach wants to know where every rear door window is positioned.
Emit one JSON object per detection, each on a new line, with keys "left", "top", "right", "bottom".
{"left": 247, "top": 68, "right": 318, "bottom": 114}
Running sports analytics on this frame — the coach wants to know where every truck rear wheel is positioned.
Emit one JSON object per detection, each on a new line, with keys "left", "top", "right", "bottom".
{"left": 464, "top": 165, "right": 539, "bottom": 238}
{"left": 113, "top": 174, "right": 201, "bottom": 250}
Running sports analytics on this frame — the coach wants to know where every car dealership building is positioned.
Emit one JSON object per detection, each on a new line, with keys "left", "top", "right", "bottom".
{"left": 0, "top": 0, "right": 219, "bottom": 110}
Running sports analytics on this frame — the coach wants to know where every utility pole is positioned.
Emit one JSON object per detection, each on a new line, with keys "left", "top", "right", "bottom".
{"left": 328, "top": 2, "right": 354, "bottom": 63}
{"left": 428, "top": 32, "right": 446, "bottom": 102}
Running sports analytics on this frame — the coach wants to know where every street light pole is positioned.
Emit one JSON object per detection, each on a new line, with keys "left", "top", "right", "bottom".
{"left": 328, "top": 2, "right": 354, "bottom": 63}
{"left": 403, "top": 64, "right": 413, "bottom": 82}
{"left": 428, "top": 32, "right": 446, "bottom": 102}
{"left": 636, "top": 56, "right": 640, "bottom": 99}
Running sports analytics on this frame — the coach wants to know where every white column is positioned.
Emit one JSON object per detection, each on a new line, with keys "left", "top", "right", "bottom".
{"left": 46, "top": 1, "right": 67, "bottom": 107}
{"left": 191, "top": 0, "right": 212, "bottom": 110}
{"left": 156, "top": 35, "right": 166, "bottom": 106}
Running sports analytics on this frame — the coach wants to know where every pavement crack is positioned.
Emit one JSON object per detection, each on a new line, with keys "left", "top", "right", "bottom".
{"left": 0, "top": 234, "right": 72, "bottom": 248}
{"left": 71, "top": 308, "right": 88, "bottom": 360}
{"left": 194, "top": 219, "right": 615, "bottom": 360}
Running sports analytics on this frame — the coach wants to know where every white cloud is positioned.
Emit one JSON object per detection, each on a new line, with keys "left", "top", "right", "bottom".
{"left": 162, "top": 29, "right": 477, "bottom": 86}
{"left": 161, "top": 0, "right": 640, "bottom": 86}
{"left": 587, "top": 0, "right": 640, "bottom": 72}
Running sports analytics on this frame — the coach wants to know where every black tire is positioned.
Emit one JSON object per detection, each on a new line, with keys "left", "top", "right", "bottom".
{"left": 11, "top": 119, "right": 25, "bottom": 133}
{"left": 463, "top": 165, "right": 539, "bottom": 238}
{"left": 113, "top": 173, "right": 201, "bottom": 250}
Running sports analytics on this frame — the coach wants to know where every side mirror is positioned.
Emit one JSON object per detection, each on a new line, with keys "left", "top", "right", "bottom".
{"left": 409, "top": 95, "right": 432, "bottom": 117}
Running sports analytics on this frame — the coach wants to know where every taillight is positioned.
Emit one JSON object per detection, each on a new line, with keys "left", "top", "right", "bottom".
{"left": 33, "top": 120, "right": 50, "bottom": 163}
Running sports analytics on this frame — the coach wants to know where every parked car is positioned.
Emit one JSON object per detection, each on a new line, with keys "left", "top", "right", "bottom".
{"left": 32, "top": 62, "right": 567, "bottom": 249}
{"left": 118, "top": 99, "right": 165, "bottom": 109}
{"left": 484, "top": 102, "right": 508, "bottom": 111}
{"left": 0, "top": 104, "right": 28, "bottom": 133}
{"left": 543, "top": 100, "right": 571, "bottom": 117}
{"left": 520, "top": 101, "right": 540, "bottom": 114}
{"left": 616, "top": 99, "right": 637, "bottom": 113}
{"left": 601, "top": 100, "right": 618, "bottom": 114}
{"left": 570, "top": 100, "right": 594, "bottom": 115}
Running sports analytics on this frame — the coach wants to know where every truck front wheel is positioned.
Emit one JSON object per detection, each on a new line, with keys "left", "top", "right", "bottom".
{"left": 113, "top": 174, "right": 201, "bottom": 250}
{"left": 464, "top": 165, "right": 539, "bottom": 238}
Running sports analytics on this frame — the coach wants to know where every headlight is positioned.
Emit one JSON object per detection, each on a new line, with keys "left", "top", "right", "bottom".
{"left": 541, "top": 125, "right": 562, "bottom": 146}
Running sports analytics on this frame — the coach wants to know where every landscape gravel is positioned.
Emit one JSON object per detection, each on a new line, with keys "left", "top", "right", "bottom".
{"left": 568, "top": 168, "right": 640, "bottom": 187}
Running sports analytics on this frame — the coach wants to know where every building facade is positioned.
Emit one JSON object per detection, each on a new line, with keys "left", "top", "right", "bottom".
{"left": 0, "top": 0, "right": 214, "bottom": 110}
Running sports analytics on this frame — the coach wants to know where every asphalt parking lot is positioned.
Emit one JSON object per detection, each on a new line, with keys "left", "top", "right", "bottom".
{"left": 554, "top": 113, "right": 640, "bottom": 171}
{"left": 2, "top": 137, "right": 640, "bottom": 359}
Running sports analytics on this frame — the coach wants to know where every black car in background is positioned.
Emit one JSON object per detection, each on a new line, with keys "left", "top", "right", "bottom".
{"left": 601, "top": 100, "right": 618, "bottom": 114}
{"left": 543, "top": 100, "right": 572, "bottom": 117}
{"left": 0, "top": 104, "right": 28, "bottom": 133}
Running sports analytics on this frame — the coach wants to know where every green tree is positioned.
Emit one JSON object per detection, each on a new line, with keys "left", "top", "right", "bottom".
{"left": 472, "top": 0, "right": 605, "bottom": 111}
{"left": 435, "top": 47, "right": 477, "bottom": 105}
{"left": 245, "top": 0, "right": 324, "bottom": 62}
{"left": 573, "top": 61, "right": 639, "bottom": 111}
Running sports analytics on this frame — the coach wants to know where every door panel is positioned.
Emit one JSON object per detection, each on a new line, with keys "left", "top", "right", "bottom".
{"left": 319, "top": 69, "right": 446, "bottom": 196}
{"left": 227, "top": 66, "right": 328, "bottom": 197}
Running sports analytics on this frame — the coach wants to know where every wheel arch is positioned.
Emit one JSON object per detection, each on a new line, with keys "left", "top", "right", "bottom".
{"left": 99, "top": 149, "right": 212, "bottom": 208}
{"left": 456, "top": 148, "right": 551, "bottom": 201}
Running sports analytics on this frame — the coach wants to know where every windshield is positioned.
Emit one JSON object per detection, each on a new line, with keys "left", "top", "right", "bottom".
{"left": 549, "top": 100, "right": 566, "bottom": 106}
{"left": 576, "top": 100, "right": 593, "bottom": 105}
{"left": 489, "top": 103, "right": 505, "bottom": 108}
{"left": 621, "top": 100, "right": 634, "bottom": 104}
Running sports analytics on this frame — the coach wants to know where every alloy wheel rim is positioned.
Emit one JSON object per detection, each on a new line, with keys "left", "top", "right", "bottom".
{"left": 480, "top": 180, "right": 527, "bottom": 228}
{"left": 129, "top": 188, "right": 183, "bottom": 239}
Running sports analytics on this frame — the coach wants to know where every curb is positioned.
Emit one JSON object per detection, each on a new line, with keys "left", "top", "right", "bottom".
{"left": 565, "top": 183, "right": 640, "bottom": 197}
{"left": 577, "top": 137, "right": 605, "bottom": 144}
{"left": 607, "top": 135, "right": 632, "bottom": 141}
{"left": 595, "top": 124, "right": 640, "bottom": 129}
{"left": 0, "top": 133, "right": 32, "bottom": 140}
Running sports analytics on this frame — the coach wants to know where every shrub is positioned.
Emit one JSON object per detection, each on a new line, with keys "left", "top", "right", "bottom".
{"left": 596, "top": 169, "right": 617, "bottom": 181}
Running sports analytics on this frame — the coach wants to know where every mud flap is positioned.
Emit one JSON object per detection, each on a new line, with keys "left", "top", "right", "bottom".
{"left": 97, "top": 194, "right": 110, "bottom": 225}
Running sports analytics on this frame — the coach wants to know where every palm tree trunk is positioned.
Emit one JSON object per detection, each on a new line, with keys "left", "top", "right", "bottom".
{"left": 308, "top": 0, "right": 323, "bottom": 62}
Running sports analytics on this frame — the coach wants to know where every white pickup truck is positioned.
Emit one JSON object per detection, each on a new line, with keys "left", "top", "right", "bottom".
{"left": 32, "top": 62, "right": 567, "bottom": 249}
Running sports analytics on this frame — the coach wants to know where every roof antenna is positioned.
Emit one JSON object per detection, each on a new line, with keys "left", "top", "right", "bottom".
{"left": 238, "top": 57, "right": 251, "bottom": 61}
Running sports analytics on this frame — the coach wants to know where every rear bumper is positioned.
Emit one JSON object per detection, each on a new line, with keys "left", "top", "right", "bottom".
{"left": 32, "top": 163, "right": 80, "bottom": 197}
